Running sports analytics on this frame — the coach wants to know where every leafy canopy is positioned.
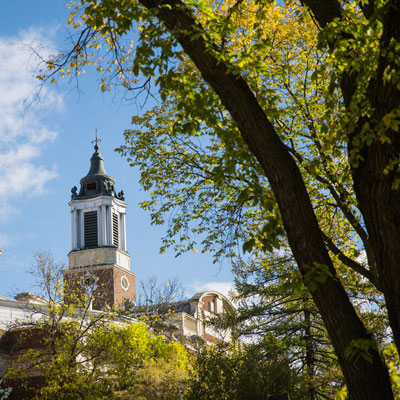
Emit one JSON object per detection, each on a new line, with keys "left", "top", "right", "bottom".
{"left": 48, "top": 1, "right": 369, "bottom": 278}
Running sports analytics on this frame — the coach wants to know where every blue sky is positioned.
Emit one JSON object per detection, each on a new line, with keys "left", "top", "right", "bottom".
{"left": 0, "top": 1, "right": 233, "bottom": 299}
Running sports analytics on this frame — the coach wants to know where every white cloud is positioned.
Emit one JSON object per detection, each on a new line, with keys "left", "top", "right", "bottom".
{"left": 187, "top": 279, "right": 235, "bottom": 299}
{"left": 0, "top": 28, "right": 61, "bottom": 211}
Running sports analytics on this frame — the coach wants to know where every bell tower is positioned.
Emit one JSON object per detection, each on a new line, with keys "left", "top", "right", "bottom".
{"left": 64, "top": 139, "right": 136, "bottom": 310}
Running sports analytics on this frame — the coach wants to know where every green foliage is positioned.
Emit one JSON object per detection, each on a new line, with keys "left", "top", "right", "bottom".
{"left": 87, "top": 323, "right": 190, "bottom": 400}
{"left": 7, "top": 321, "right": 190, "bottom": 400}
{"left": 231, "top": 256, "right": 345, "bottom": 399}
{"left": 186, "top": 339, "right": 300, "bottom": 400}
{"left": 5, "top": 253, "right": 190, "bottom": 400}
{"left": 227, "top": 246, "right": 390, "bottom": 398}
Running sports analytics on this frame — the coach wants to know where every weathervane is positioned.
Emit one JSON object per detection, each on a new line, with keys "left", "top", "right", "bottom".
{"left": 91, "top": 127, "right": 102, "bottom": 150}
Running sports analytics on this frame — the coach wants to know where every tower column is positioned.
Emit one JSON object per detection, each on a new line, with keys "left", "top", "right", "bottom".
{"left": 101, "top": 205, "right": 107, "bottom": 245}
{"left": 80, "top": 211, "right": 85, "bottom": 248}
{"left": 76, "top": 210, "right": 81, "bottom": 249}
{"left": 75, "top": 210, "right": 80, "bottom": 249}
{"left": 107, "top": 206, "right": 112, "bottom": 246}
{"left": 71, "top": 210, "right": 75, "bottom": 251}
{"left": 71, "top": 209, "right": 80, "bottom": 250}
{"left": 97, "top": 207, "right": 103, "bottom": 246}
{"left": 121, "top": 212, "right": 127, "bottom": 251}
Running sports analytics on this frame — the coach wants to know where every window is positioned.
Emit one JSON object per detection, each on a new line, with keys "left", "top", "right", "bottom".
{"left": 87, "top": 182, "right": 96, "bottom": 191}
{"left": 113, "top": 213, "right": 119, "bottom": 247}
{"left": 84, "top": 211, "right": 98, "bottom": 248}
{"left": 121, "top": 276, "right": 130, "bottom": 291}
{"left": 215, "top": 297, "right": 223, "bottom": 314}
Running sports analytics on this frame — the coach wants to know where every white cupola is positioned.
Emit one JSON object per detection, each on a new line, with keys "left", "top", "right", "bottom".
{"left": 69, "top": 142, "right": 127, "bottom": 253}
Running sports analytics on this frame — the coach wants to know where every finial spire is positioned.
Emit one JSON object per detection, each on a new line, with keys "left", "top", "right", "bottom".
{"left": 91, "top": 128, "right": 102, "bottom": 151}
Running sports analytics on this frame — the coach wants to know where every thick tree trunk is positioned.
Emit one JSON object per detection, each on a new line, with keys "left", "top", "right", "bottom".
{"left": 350, "top": 0, "right": 400, "bottom": 354}
{"left": 352, "top": 133, "right": 400, "bottom": 351}
{"left": 303, "top": 0, "right": 400, "bottom": 356}
{"left": 138, "top": 0, "right": 394, "bottom": 398}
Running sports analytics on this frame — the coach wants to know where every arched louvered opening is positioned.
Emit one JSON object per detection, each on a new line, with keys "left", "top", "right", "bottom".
{"left": 84, "top": 211, "right": 98, "bottom": 248}
{"left": 112, "top": 212, "right": 119, "bottom": 248}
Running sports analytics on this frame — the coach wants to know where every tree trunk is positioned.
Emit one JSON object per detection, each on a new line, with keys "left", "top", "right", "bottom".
{"left": 303, "top": 0, "right": 400, "bottom": 360}
{"left": 350, "top": 0, "right": 400, "bottom": 354}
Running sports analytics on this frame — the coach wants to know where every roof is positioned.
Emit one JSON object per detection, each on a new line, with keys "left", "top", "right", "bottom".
{"left": 83, "top": 147, "right": 112, "bottom": 180}
{"left": 127, "top": 291, "right": 235, "bottom": 317}
{"left": 127, "top": 300, "right": 192, "bottom": 316}
{"left": 70, "top": 144, "right": 124, "bottom": 201}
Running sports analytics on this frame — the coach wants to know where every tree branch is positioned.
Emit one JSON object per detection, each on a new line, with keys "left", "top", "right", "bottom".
{"left": 320, "top": 230, "right": 382, "bottom": 291}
